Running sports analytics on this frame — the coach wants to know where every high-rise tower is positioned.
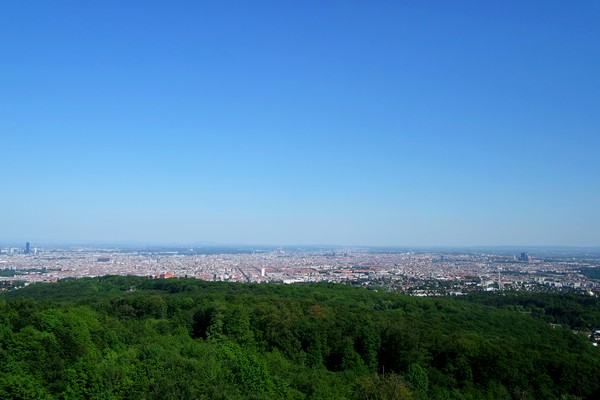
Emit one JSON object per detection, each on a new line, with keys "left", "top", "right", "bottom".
{"left": 25, "top": 242, "right": 31, "bottom": 254}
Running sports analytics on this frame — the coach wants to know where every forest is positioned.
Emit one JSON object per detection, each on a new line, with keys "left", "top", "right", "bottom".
{"left": 0, "top": 276, "right": 599, "bottom": 399}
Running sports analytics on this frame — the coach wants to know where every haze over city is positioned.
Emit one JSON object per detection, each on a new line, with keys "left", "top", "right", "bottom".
{"left": 1, "top": 1, "right": 599, "bottom": 247}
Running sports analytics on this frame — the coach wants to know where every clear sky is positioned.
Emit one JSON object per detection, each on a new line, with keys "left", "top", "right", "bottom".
{"left": 1, "top": 1, "right": 599, "bottom": 247}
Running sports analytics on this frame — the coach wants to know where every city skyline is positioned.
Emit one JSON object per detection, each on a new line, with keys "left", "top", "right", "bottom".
{"left": 2, "top": 240, "right": 599, "bottom": 255}
{"left": 2, "top": 2, "right": 599, "bottom": 247}
{"left": 2, "top": 242, "right": 600, "bottom": 298}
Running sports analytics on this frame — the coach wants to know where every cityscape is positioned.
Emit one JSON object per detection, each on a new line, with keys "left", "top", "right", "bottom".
{"left": 2, "top": 1, "right": 600, "bottom": 398}
{"left": 2, "top": 242, "right": 599, "bottom": 297}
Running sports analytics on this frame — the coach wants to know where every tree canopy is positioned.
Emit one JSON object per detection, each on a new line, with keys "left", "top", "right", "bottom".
{"left": 0, "top": 276, "right": 599, "bottom": 399}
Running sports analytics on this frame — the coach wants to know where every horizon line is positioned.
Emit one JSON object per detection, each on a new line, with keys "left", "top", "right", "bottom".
{"left": 0, "top": 240, "right": 599, "bottom": 251}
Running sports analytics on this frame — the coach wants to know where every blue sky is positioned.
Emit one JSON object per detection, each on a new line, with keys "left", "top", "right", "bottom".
{"left": 1, "top": 1, "right": 599, "bottom": 246}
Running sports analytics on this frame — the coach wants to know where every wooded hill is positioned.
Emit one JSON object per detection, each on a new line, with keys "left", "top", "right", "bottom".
{"left": 1, "top": 276, "right": 599, "bottom": 399}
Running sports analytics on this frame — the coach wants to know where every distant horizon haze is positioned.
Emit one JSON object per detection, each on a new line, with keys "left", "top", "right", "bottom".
{"left": 0, "top": 238, "right": 598, "bottom": 252}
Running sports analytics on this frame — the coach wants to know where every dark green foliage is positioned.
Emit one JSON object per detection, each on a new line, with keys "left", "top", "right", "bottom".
{"left": 406, "top": 363, "right": 428, "bottom": 398}
{"left": 462, "top": 291, "right": 600, "bottom": 330}
{"left": 0, "top": 276, "right": 599, "bottom": 399}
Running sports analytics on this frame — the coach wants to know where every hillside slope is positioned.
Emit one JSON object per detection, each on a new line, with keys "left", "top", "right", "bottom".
{"left": 1, "top": 276, "right": 598, "bottom": 399}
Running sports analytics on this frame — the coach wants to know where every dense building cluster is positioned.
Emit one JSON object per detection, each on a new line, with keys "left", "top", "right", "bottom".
{"left": 1, "top": 244, "right": 599, "bottom": 295}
